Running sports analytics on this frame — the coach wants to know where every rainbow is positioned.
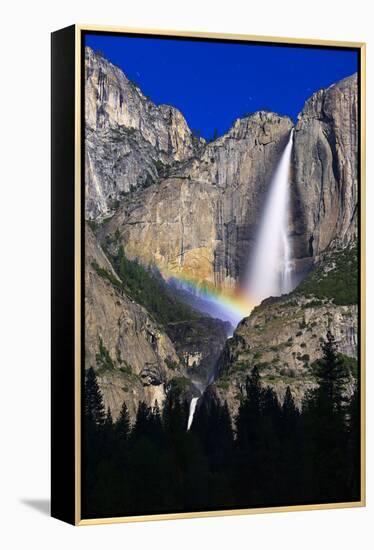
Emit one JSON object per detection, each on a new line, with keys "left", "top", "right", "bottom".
{"left": 161, "top": 268, "right": 257, "bottom": 326}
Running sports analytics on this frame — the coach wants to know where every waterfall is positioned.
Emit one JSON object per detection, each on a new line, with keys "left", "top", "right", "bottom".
{"left": 245, "top": 130, "right": 294, "bottom": 304}
{"left": 185, "top": 131, "right": 294, "bottom": 432}
{"left": 187, "top": 397, "right": 199, "bottom": 431}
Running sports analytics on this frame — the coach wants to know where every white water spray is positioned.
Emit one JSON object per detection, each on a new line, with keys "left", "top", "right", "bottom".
{"left": 245, "top": 130, "right": 294, "bottom": 304}
{"left": 187, "top": 397, "right": 199, "bottom": 431}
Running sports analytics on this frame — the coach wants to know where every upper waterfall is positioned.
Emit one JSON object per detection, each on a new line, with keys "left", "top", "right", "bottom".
{"left": 245, "top": 129, "right": 295, "bottom": 305}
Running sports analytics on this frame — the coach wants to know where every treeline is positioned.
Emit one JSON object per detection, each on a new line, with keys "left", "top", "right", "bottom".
{"left": 82, "top": 333, "right": 360, "bottom": 519}
{"left": 100, "top": 244, "right": 201, "bottom": 325}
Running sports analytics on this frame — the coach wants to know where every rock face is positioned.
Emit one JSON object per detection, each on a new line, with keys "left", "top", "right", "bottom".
{"left": 215, "top": 294, "right": 357, "bottom": 417}
{"left": 291, "top": 75, "right": 358, "bottom": 275}
{"left": 85, "top": 225, "right": 186, "bottom": 419}
{"left": 101, "top": 112, "right": 293, "bottom": 290}
{"left": 85, "top": 47, "right": 203, "bottom": 219}
{"left": 166, "top": 318, "right": 231, "bottom": 390}
{"left": 213, "top": 241, "right": 358, "bottom": 417}
{"left": 100, "top": 177, "right": 220, "bottom": 285}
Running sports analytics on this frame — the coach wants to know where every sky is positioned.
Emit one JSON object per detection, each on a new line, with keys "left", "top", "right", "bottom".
{"left": 85, "top": 33, "right": 358, "bottom": 141}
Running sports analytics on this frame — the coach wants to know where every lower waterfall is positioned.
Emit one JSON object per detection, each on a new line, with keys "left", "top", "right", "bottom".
{"left": 187, "top": 397, "right": 199, "bottom": 431}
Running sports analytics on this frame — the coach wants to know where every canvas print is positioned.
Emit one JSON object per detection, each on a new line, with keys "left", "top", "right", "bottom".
{"left": 82, "top": 32, "right": 361, "bottom": 519}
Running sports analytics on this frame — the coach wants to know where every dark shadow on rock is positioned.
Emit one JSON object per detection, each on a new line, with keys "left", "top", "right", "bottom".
{"left": 21, "top": 499, "right": 50, "bottom": 516}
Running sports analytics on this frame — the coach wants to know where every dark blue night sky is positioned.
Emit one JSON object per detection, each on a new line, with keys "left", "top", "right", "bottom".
{"left": 85, "top": 33, "right": 358, "bottom": 141}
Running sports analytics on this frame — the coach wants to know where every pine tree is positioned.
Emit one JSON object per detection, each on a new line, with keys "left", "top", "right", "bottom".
{"left": 83, "top": 367, "right": 106, "bottom": 516}
{"left": 105, "top": 407, "right": 113, "bottom": 428}
{"left": 246, "top": 365, "right": 262, "bottom": 408}
{"left": 315, "top": 331, "right": 350, "bottom": 410}
{"left": 85, "top": 367, "right": 105, "bottom": 427}
{"left": 236, "top": 366, "right": 262, "bottom": 451}
{"left": 101, "top": 407, "right": 115, "bottom": 454}
{"left": 282, "top": 386, "right": 298, "bottom": 424}
{"left": 346, "top": 384, "right": 360, "bottom": 499}
{"left": 115, "top": 401, "right": 130, "bottom": 441}
{"left": 220, "top": 401, "right": 234, "bottom": 449}
{"left": 301, "top": 332, "right": 351, "bottom": 502}
{"left": 279, "top": 386, "right": 302, "bottom": 501}
{"left": 162, "top": 387, "right": 187, "bottom": 437}
{"left": 262, "top": 386, "right": 281, "bottom": 422}
{"left": 217, "top": 401, "right": 234, "bottom": 467}
{"left": 150, "top": 400, "right": 164, "bottom": 446}
{"left": 133, "top": 401, "right": 152, "bottom": 440}
{"left": 259, "top": 386, "right": 282, "bottom": 501}
{"left": 234, "top": 366, "right": 265, "bottom": 505}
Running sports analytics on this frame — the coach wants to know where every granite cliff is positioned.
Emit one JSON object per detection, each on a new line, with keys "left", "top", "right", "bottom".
{"left": 290, "top": 74, "right": 358, "bottom": 278}
{"left": 99, "top": 74, "right": 358, "bottom": 293}
{"left": 85, "top": 46, "right": 203, "bottom": 219}
{"left": 85, "top": 225, "right": 184, "bottom": 419}
{"left": 101, "top": 112, "right": 293, "bottom": 290}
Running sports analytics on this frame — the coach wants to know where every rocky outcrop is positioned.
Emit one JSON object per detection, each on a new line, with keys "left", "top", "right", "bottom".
{"left": 85, "top": 225, "right": 187, "bottom": 419}
{"left": 214, "top": 294, "right": 357, "bottom": 417}
{"left": 85, "top": 47, "right": 203, "bottom": 219}
{"left": 166, "top": 318, "right": 231, "bottom": 390}
{"left": 213, "top": 242, "right": 358, "bottom": 417}
{"left": 85, "top": 225, "right": 233, "bottom": 419}
{"left": 291, "top": 75, "right": 358, "bottom": 272}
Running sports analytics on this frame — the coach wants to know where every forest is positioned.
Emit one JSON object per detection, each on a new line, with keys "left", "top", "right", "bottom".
{"left": 82, "top": 332, "right": 360, "bottom": 519}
